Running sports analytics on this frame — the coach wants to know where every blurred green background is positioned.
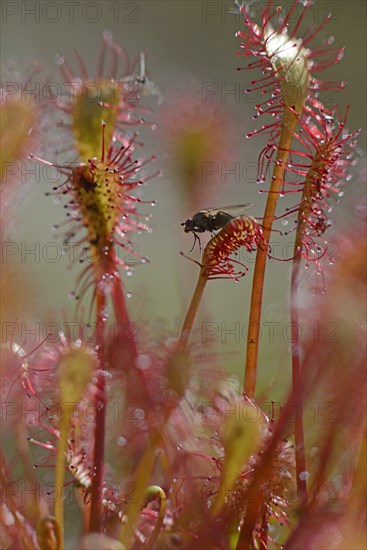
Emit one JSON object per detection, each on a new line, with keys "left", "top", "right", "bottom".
{"left": 1, "top": 0, "right": 366, "bottom": 399}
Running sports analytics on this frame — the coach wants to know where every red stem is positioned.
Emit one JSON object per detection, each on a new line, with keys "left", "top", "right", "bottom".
{"left": 89, "top": 268, "right": 138, "bottom": 532}
{"left": 111, "top": 275, "right": 138, "bottom": 360}
{"left": 290, "top": 257, "right": 307, "bottom": 505}
{"left": 289, "top": 168, "right": 318, "bottom": 505}
{"left": 89, "top": 288, "right": 107, "bottom": 532}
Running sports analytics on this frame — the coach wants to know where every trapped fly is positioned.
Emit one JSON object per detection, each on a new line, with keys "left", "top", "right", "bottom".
{"left": 182, "top": 204, "right": 254, "bottom": 251}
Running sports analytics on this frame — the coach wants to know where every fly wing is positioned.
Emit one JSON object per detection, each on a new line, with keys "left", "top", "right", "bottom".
{"left": 204, "top": 204, "right": 255, "bottom": 217}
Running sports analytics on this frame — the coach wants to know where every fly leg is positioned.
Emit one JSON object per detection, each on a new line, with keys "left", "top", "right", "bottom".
{"left": 190, "top": 232, "right": 202, "bottom": 253}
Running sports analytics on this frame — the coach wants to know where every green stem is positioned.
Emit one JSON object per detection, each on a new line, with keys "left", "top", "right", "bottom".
{"left": 179, "top": 267, "right": 208, "bottom": 347}
{"left": 119, "top": 434, "right": 158, "bottom": 547}
{"left": 54, "top": 414, "right": 69, "bottom": 550}
{"left": 244, "top": 109, "right": 299, "bottom": 397}
{"left": 145, "top": 486, "right": 167, "bottom": 550}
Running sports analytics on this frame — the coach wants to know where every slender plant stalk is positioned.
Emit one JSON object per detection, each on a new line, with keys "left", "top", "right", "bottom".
{"left": 89, "top": 273, "right": 138, "bottom": 531}
{"left": 54, "top": 414, "right": 69, "bottom": 550}
{"left": 89, "top": 288, "right": 107, "bottom": 532}
{"left": 112, "top": 276, "right": 139, "bottom": 358}
{"left": 145, "top": 486, "right": 167, "bottom": 550}
{"left": 290, "top": 255, "right": 307, "bottom": 503}
{"left": 179, "top": 267, "right": 208, "bottom": 347}
{"left": 290, "top": 169, "right": 318, "bottom": 504}
{"left": 119, "top": 432, "right": 160, "bottom": 547}
{"left": 244, "top": 109, "right": 299, "bottom": 397}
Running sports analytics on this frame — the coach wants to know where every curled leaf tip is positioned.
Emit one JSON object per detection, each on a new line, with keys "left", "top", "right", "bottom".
{"left": 203, "top": 216, "right": 265, "bottom": 280}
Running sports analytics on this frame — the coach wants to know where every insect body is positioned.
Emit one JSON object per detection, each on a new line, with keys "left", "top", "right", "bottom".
{"left": 182, "top": 204, "right": 254, "bottom": 250}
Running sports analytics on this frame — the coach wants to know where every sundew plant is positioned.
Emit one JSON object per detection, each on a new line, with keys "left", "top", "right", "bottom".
{"left": 0, "top": 1, "right": 366, "bottom": 549}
